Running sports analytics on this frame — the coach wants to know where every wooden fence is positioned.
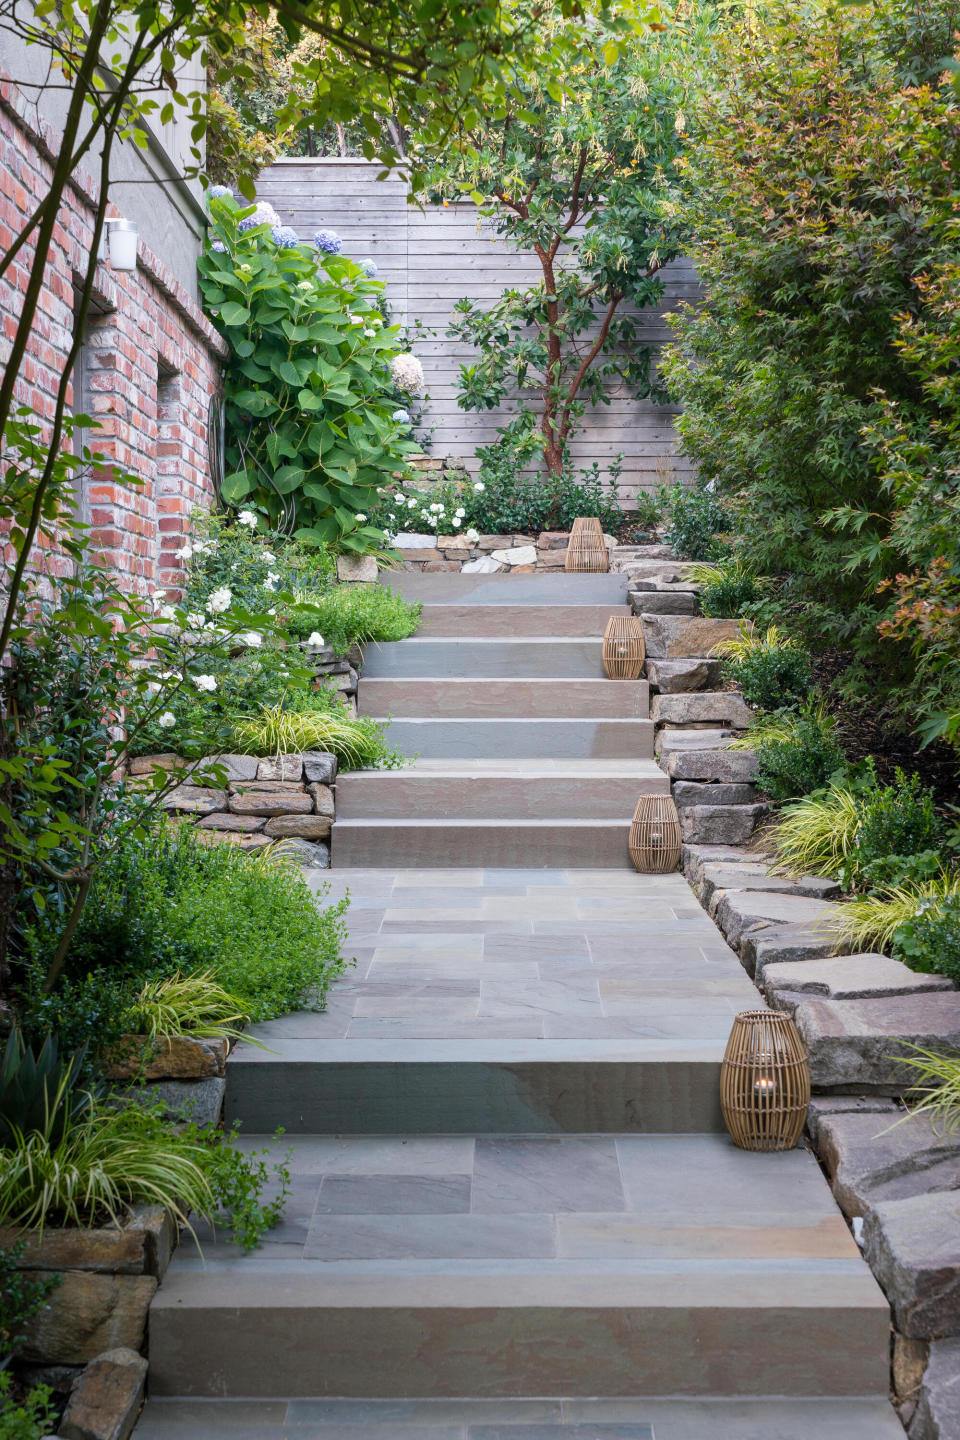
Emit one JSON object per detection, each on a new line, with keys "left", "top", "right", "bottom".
{"left": 257, "top": 158, "right": 698, "bottom": 506}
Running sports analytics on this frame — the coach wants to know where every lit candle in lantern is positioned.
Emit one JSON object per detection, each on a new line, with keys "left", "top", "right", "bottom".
{"left": 754, "top": 1075, "right": 777, "bottom": 1101}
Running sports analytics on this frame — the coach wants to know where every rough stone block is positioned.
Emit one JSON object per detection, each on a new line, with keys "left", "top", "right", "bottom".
{"left": 894, "top": 1333, "right": 929, "bottom": 1409}
{"left": 115, "top": 1076, "right": 226, "bottom": 1128}
{"left": 307, "top": 783, "right": 335, "bottom": 818}
{"left": 805, "top": 1095, "right": 897, "bottom": 1147}
{"left": 59, "top": 1345, "right": 148, "bottom": 1440}
{"left": 700, "top": 865, "right": 840, "bottom": 910}
{"left": 0, "top": 1206, "right": 173, "bottom": 1279}
{"left": 795, "top": 993, "right": 960, "bottom": 1094}
{"left": 423, "top": 560, "right": 460, "bottom": 572}
{"left": 229, "top": 792, "right": 313, "bottom": 817}
{"left": 745, "top": 925, "right": 839, "bottom": 979}
{"left": 714, "top": 890, "right": 839, "bottom": 951}
{"left": 641, "top": 614, "right": 746, "bottom": 660}
{"left": 461, "top": 556, "right": 503, "bottom": 574}
{"left": 229, "top": 780, "right": 305, "bottom": 795}
{"left": 102, "top": 1035, "right": 227, "bottom": 1082}
{"left": 197, "top": 812, "right": 265, "bottom": 833}
{"left": 646, "top": 659, "right": 723, "bottom": 693}
{"left": 389, "top": 532, "right": 436, "bottom": 549}
{"left": 280, "top": 838, "right": 330, "bottom": 868}
{"left": 202, "top": 753, "right": 259, "bottom": 782}
{"left": 537, "top": 531, "right": 569, "bottom": 550}
{"left": 337, "top": 555, "right": 378, "bottom": 583}
{"left": 864, "top": 1190, "right": 960, "bottom": 1337}
{"left": 652, "top": 692, "right": 755, "bottom": 728}
{"left": 910, "top": 1336, "right": 960, "bottom": 1439}
{"left": 679, "top": 804, "right": 768, "bottom": 846}
{"left": 628, "top": 589, "right": 696, "bottom": 615}
{"left": 674, "top": 781, "right": 760, "bottom": 808}
{"left": 665, "top": 746, "right": 758, "bottom": 783}
{"left": 817, "top": 1109, "right": 960, "bottom": 1220}
{"left": 657, "top": 727, "right": 733, "bottom": 755}
{"left": 302, "top": 751, "right": 338, "bottom": 785}
{"left": 491, "top": 545, "right": 537, "bottom": 566}
{"left": 763, "top": 954, "right": 952, "bottom": 1009}
{"left": 127, "top": 754, "right": 180, "bottom": 776}
{"left": 256, "top": 755, "right": 303, "bottom": 782}
{"left": 263, "top": 814, "right": 333, "bottom": 840}
{"left": 681, "top": 842, "right": 770, "bottom": 885}
{"left": 159, "top": 786, "right": 226, "bottom": 815}
{"left": 21, "top": 1274, "right": 157, "bottom": 1365}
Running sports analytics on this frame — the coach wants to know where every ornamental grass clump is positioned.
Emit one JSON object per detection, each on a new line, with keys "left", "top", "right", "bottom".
{"left": 767, "top": 782, "right": 862, "bottom": 879}
{"left": 123, "top": 971, "right": 250, "bottom": 1043}
{"left": 687, "top": 556, "right": 760, "bottom": 618}
{"left": 713, "top": 623, "right": 812, "bottom": 711}
{"left": 824, "top": 875, "right": 960, "bottom": 955}
{"left": 233, "top": 704, "right": 403, "bottom": 769}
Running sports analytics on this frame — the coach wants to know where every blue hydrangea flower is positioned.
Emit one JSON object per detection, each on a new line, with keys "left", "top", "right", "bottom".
{"left": 271, "top": 225, "right": 301, "bottom": 248}
{"left": 210, "top": 239, "right": 227, "bottom": 253}
{"left": 207, "top": 184, "right": 233, "bottom": 202}
{"left": 360, "top": 258, "right": 378, "bottom": 277}
{"left": 313, "top": 229, "right": 342, "bottom": 254}
{"left": 392, "top": 408, "right": 411, "bottom": 425}
{"left": 238, "top": 201, "right": 280, "bottom": 234}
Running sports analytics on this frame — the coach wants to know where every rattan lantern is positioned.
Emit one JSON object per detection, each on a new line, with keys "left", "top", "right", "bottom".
{"left": 603, "top": 615, "right": 646, "bottom": 679}
{"left": 565, "top": 517, "right": 609, "bottom": 573}
{"left": 628, "top": 794, "right": 682, "bottom": 873}
{"left": 720, "top": 1009, "right": 810, "bottom": 1152}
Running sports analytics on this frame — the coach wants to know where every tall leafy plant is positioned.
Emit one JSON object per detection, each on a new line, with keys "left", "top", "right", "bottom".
{"left": 432, "top": 11, "right": 684, "bottom": 480}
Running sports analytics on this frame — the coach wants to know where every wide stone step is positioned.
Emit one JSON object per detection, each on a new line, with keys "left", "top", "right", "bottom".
{"left": 377, "top": 717, "right": 654, "bottom": 760}
{"left": 332, "top": 818, "right": 640, "bottom": 868}
{"left": 362, "top": 638, "right": 606, "bottom": 679}
{"left": 415, "top": 603, "right": 631, "bottom": 637}
{"left": 336, "top": 760, "right": 668, "bottom": 819}
{"left": 145, "top": 1133, "right": 890, "bottom": 1400}
{"left": 358, "top": 677, "right": 650, "bottom": 720}
{"left": 386, "top": 572, "right": 631, "bottom": 604}
{"left": 135, "top": 1395, "right": 905, "bottom": 1438}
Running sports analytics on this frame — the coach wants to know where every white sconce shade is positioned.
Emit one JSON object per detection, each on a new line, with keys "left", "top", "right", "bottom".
{"left": 106, "top": 219, "right": 138, "bottom": 270}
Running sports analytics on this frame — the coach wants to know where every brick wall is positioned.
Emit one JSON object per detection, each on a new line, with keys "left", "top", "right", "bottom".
{"left": 0, "top": 77, "right": 228, "bottom": 596}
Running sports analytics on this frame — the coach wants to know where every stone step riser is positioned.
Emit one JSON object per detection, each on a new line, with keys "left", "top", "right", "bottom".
{"left": 415, "top": 604, "right": 632, "bottom": 637}
{"left": 385, "top": 573, "right": 631, "bottom": 604}
{"left": 362, "top": 639, "right": 607, "bottom": 679}
{"left": 335, "top": 773, "right": 668, "bottom": 819}
{"left": 378, "top": 718, "right": 655, "bottom": 761}
{"left": 331, "top": 819, "right": 638, "bottom": 868}
{"left": 147, "top": 1297, "right": 890, "bottom": 1401}
{"left": 225, "top": 1059, "right": 724, "bottom": 1135}
{"left": 358, "top": 678, "right": 650, "bottom": 720}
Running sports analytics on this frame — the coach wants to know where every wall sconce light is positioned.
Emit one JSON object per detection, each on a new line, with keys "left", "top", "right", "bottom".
{"left": 106, "top": 219, "right": 138, "bottom": 271}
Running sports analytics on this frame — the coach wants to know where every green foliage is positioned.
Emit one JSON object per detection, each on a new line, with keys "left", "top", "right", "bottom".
{"left": 889, "top": 1047, "right": 960, "bottom": 1130}
{"left": 843, "top": 770, "right": 945, "bottom": 891}
{"left": 662, "top": 0, "right": 960, "bottom": 734}
{"left": 893, "top": 896, "right": 960, "bottom": 981}
{"left": 689, "top": 557, "right": 759, "bottom": 618}
{"left": 0, "top": 1244, "right": 60, "bottom": 1371}
{"left": 123, "top": 971, "right": 251, "bottom": 1043}
{"left": 181, "top": 511, "right": 336, "bottom": 621}
{"left": 751, "top": 705, "right": 847, "bottom": 804}
{"left": 303, "top": 583, "right": 420, "bottom": 656}
{"left": 0, "top": 1372, "right": 55, "bottom": 1440}
{"left": 0, "top": 1032, "right": 96, "bottom": 1149}
{"left": 826, "top": 876, "right": 960, "bottom": 954}
{"left": 768, "top": 782, "right": 863, "bottom": 879}
{"left": 721, "top": 640, "right": 812, "bottom": 712}
{"left": 199, "top": 196, "right": 419, "bottom": 552}
{"left": 190, "top": 1124, "right": 292, "bottom": 1252}
{"left": 233, "top": 703, "right": 402, "bottom": 769}
{"left": 432, "top": 15, "right": 683, "bottom": 478}
{"left": 660, "top": 482, "right": 728, "bottom": 561}
{"left": 469, "top": 453, "right": 624, "bottom": 535}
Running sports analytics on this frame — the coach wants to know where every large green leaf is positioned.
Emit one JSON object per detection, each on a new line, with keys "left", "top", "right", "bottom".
{"left": 220, "top": 301, "right": 251, "bottom": 327}
{"left": 271, "top": 465, "right": 306, "bottom": 494}
{"left": 221, "top": 470, "right": 252, "bottom": 503}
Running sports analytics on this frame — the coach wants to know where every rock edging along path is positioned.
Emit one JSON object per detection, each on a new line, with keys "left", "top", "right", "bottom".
{"left": 134, "top": 570, "right": 900, "bottom": 1440}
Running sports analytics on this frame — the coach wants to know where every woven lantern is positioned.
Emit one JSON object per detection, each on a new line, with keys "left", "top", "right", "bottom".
{"left": 603, "top": 615, "right": 645, "bottom": 679}
{"left": 565, "top": 517, "right": 609, "bottom": 573}
{"left": 720, "top": 1009, "right": 811, "bottom": 1152}
{"left": 628, "top": 794, "right": 682, "bottom": 873}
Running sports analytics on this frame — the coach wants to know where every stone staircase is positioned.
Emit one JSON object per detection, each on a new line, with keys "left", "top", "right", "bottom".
{"left": 134, "top": 570, "right": 901, "bottom": 1440}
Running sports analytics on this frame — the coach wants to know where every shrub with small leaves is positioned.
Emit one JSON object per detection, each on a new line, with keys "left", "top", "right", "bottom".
{"left": 660, "top": 482, "right": 728, "bottom": 560}
{"left": 752, "top": 705, "right": 847, "bottom": 803}
{"left": 0, "top": 1371, "right": 56, "bottom": 1440}
{"left": 723, "top": 643, "right": 812, "bottom": 712}
{"left": 893, "top": 893, "right": 960, "bottom": 983}
{"left": 843, "top": 769, "right": 946, "bottom": 891}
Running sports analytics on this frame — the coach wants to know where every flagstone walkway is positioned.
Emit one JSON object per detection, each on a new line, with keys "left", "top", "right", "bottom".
{"left": 135, "top": 573, "right": 901, "bottom": 1439}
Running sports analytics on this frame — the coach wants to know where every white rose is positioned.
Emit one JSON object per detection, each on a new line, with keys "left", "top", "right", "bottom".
{"left": 193, "top": 674, "right": 218, "bottom": 692}
{"left": 307, "top": 632, "right": 324, "bottom": 646}
{"left": 452, "top": 517, "right": 462, "bottom": 528}
{"left": 158, "top": 712, "right": 176, "bottom": 729}
{"left": 473, "top": 482, "right": 485, "bottom": 493}
{"left": 206, "top": 587, "right": 232, "bottom": 614}
{"left": 185, "top": 611, "right": 205, "bottom": 630}
{"left": 238, "top": 510, "right": 258, "bottom": 528}
{"left": 241, "top": 631, "right": 262, "bottom": 648}
{"left": 465, "top": 528, "right": 479, "bottom": 542}
{"left": 175, "top": 543, "right": 193, "bottom": 560}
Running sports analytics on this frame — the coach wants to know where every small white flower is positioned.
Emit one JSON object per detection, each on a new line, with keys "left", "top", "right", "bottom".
{"left": 455, "top": 507, "right": 466, "bottom": 518}
{"left": 388, "top": 513, "right": 396, "bottom": 522}
{"left": 465, "top": 528, "right": 480, "bottom": 542}
{"left": 349, "top": 314, "right": 363, "bottom": 324}
{"left": 159, "top": 604, "right": 177, "bottom": 621}
{"left": 238, "top": 510, "right": 258, "bottom": 529}
{"left": 705, "top": 479, "right": 717, "bottom": 493}
{"left": 151, "top": 589, "right": 167, "bottom": 611}
{"left": 364, "top": 328, "right": 376, "bottom": 338}
{"left": 264, "top": 570, "right": 280, "bottom": 592}
{"left": 297, "top": 280, "right": 312, "bottom": 291}
{"left": 158, "top": 711, "right": 176, "bottom": 729}
{"left": 241, "top": 631, "right": 262, "bottom": 648}
{"left": 407, "top": 497, "right": 419, "bottom": 509}
{"left": 429, "top": 503, "right": 442, "bottom": 514}
{"left": 206, "top": 587, "right": 232, "bottom": 614}
{"left": 473, "top": 481, "right": 485, "bottom": 493}
{"left": 307, "top": 631, "right": 324, "bottom": 646}
{"left": 262, "top": 551, "right": 276, "bottom": 564}
{"left": 452, "top": 517, "right": 462, "bottom": 528}
{"left": 193, "top": 674, "right": 218, "bottom": 692}
{"left": 175, "top": 542, "right": 193, "bottom": 560}
{"left": 186, "top": 611, "right": 205, "bottom": 630}
{"left": 355, "top": 513, "right": 367, "bottom": 522}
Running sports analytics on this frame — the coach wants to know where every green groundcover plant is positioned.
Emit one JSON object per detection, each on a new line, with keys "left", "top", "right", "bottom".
{"left": 749, "top": 704, "right": 847, "bottom": 805}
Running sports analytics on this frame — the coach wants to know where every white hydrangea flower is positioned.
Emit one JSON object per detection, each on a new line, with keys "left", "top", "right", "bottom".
{"left": 262, "top": 551, "right": 276, "bottom": 564}
{"left": 390, "top": 353, "right": 425, "bottom": 396}
{"left": 307, "top": 631, "right": 324, "bottom": 646}
{"left": 241, "top": 631, "right": 262, "bottom": 648}
{"left": 237, "top": 510, "right": 258, "bottom": 529}
{"left": 473, "top": 481, "right": 485, "bottom": 493}
{"left": 158, "top": 711, "right": 176, "bottom": 729}
{"left": 193, "top": 674, "right": 218, "bottom": 692}
{"left": 264, "top": 570, "right": 280, "bottom": 592}
{"left": 364, "top": 328, "right": 376, "bottom": 338}
{"left": 355, "top": 513, "right": 367, "bottom": 522}
{"left": 206, "top": 587, "right": 232, "bottom": 613}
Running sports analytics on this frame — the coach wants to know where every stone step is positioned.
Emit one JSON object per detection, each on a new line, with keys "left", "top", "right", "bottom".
{"left": 362, "top": 638, "right": 606, "bottom": 679}
{"left": 385, "top": 572, "right": 631, "bottom": 604}
{"left": 358, "top": 678, "right": 650, "bottom": 720}
{"left": 415, "top": 604, "right": 631, "bottom": 637}
{"left": 336, "top": 760, "right": 668, "bottom": 820}
{"left": 135, "top": 1395, "right": 905, "bottom": 1439}
{"left": 145, "top": 1133, "right": 890, "bottom": 1400}
{"left": 331, "top": 818, "right": 640, "bottom": 868}
{"left": 651, "top": 692, "right": 754, "bottom": 728}
{"left": 376, "top": 718, "right": 655, "bottom": 760}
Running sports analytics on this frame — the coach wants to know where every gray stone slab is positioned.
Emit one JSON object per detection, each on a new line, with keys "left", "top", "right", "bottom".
{"left": 673, "top": 782, "right": 760, "bottom": 808}
{"left": 472, "top": 1138, "right": 624, "bottom": 1214}
{"left": 628, "top": 588, "right": 695, "bottom": 614}
{"left": 362, "top": 638, "right": 606, "bottom": 680}
{"left": 303, "top": 1212, "right": 557, "bottom": 1260}
{"left": 795, "top": 993, "right": 960, "bottom": 1093}
{"left": 805, "top": 1095, "right": 898, "bottom": 1146}
{"left": 763, "top": 955, "right": 952, "bottom": 1009}
{"left": 713, "top": 891, "right": 839, "bottom": 951}
{"left": 315, "top": 1175, "right": 472, "bottom": 1215}
{"left": 817, "top": 1109, "right": 960, "bottom": 1219}
{"left": 379, "top": 718, "right": 653, "bottom": 761}
{"left": 864, "top": 1189, "right": 960, "bottom": 1337}
{"left": 645, "top": 659, "right": 723, "bottom": 693}
{"left": 744, "top": 927, "right": 838, "bottom": 980}
{"left": 700, "top": 866, "right": 840, "bottom": 909}
{"left": 678, "top": 805, "right": 768, "bottom": 845}
{"left": 640, "top": 615, "right": 743, "bottom": 660}
{"left": 651, "top": 692, "right": 754, "bottom": 727}
{"left": 910, "top": 1335, "right": 960, "bottom": 1440}
{"left": 665, "top": 748, "right": 759, "bottom": 782}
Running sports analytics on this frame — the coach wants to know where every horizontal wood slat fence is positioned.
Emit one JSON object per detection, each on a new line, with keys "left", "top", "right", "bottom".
{"left": 257, "top": 159, "right": 698, "bottom": 506}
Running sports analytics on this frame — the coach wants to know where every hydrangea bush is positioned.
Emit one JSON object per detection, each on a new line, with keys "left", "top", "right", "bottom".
{"left": 199, "top": 195, "right": 423, "bottom": 554}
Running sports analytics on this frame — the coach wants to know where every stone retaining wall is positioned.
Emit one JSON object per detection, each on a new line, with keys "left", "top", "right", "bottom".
{"left": 394, "top": 530, "right": 616, "bottom": 573}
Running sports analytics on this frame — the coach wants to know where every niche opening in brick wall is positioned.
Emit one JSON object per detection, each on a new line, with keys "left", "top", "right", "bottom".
{"left": 71, "top": 279, "right": 114, "bottom": 523}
